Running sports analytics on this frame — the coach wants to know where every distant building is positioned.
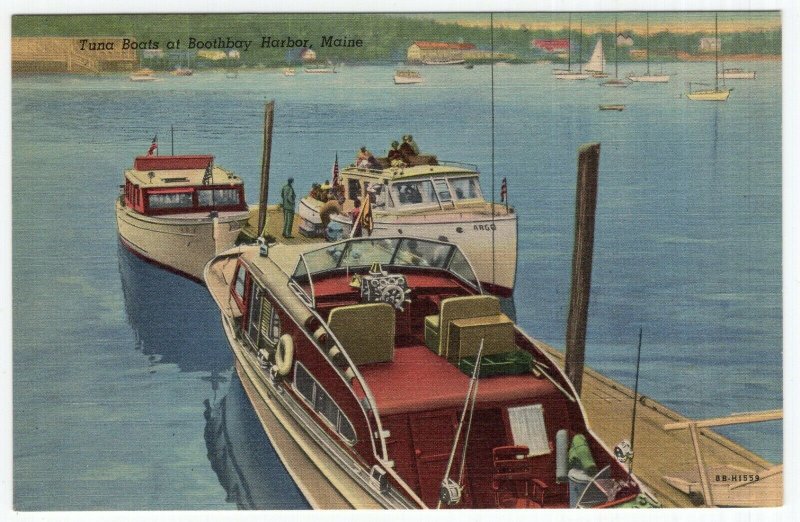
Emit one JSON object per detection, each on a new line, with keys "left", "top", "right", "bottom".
{"left": 197, "top": 50, "right": 227, "bottom": 61}
{"left": 616, "top": 34, "right": 634, "bottom": 47}
{"left": 300, "top": 48, "right": 317, "bottom": 61}
{"left": 406, "top": 41, "right": 476, "bottom": 63}
{"left": 699, "top": 37, "right": 721, "bottom": 52}
{"left": 531, "top": 39, "right": 570, "bottom": 54}
{"left": 227, "top": 49, "right": 240, "bottom": 59}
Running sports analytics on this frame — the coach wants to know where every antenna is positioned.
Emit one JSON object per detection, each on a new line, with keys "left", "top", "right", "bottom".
{"left": 170, "top": 125, "right": 174, "bottom": 156}
{"left": 628, "top": 327, "right": 644, "bottom": 476}
{"left": 714, "top": 13, "right": 720, "bottom": 91}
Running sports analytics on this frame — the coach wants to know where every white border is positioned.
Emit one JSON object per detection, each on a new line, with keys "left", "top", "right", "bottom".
{"left": 2, "top": 1, "right": 796, "bottom": 522}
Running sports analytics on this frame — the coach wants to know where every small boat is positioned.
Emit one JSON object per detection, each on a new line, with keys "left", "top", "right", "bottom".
{"left": 116, "top": 153, "right": 250, "bottom": 282}
{"left": 283, "top": 68, "right": 296, "bottom": 76}
{"left": 204, "top": 235, "right": 659, "bottom": 509}
{"left": 601, "top": 17, "right": 629, "bottom": 88}
{"left": 298, "top": 154, "right": 517, "bottom": 296}
{"left": 171, "top": 66, "right": 193, "bottom": 76}
{"left": 686, "top": 15, "right": 732, "bottom": 101}
{"left": 584, "top": 38, "right": 608, "bottom": 78}
{"left": 304, "top": 65, "right": 337, "bottom": 74}
{"left": 464, "top": 63, "right": 474, "bottom": 69}
{"left": 225, "top": 71, "right": 239, "bottom": 79}
{"left": 599, "top": 104, "right": 625, "bottom": 111}
{"left": 627, "top": 14, "right": 671, "bottom": 83}
{"left": 553, "top": 16, "right": 590, "bottom": 80}
{"left": 422, "top": 59, "right": 465, "bottom": 65}
{"left": 129, "top": 68, "right": 158, "bottom": 82}
{"left": 393, "top": 69, "right": 422, "bottom": 85}
{"left": 717, "top": 67, "right": 756, "bottom": 80}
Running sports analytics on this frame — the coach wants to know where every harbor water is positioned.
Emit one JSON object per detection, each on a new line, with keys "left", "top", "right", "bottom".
{"left": 12, "top": 61, "right": 781, "bottom": 509}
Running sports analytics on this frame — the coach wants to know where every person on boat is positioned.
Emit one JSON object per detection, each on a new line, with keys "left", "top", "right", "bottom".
{"left": 400, "top": 134, "right": 419, "bottom": 157}
{"left": 320, "top": 180, "right": 332, "bottom": 200}
{"left": 281, "top": 177, "right": 296, "bottom": 239}
{"left": 387, "top": 141, "right": 405, "bottom": 167}
{"left": 356, "top": 147, "right": 378, "bottom": 169}
{"left": 308, "top": 182, "right": 322, "bottom": 200}
{"left": 350, "top": 197, "right": 361, "bottom": 224}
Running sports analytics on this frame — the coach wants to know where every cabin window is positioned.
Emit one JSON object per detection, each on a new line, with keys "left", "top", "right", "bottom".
{"left": 293, "top": 363, "right": 357, "bottom": 444}
{"left": 368, "top": 182, "right": 388, "bottom": 209}
{"left": 233, "top": 265, "right": 247, "bottom": 301}
{"left": 258, "top": 299, "right": 280, "bottom": 347}
{"left": 390, "top": 180, "right": 438, "bottom": 207}
{"left": 347, "top": 178, "right": 362, "bottom": 200}
{"left": 507, "top": 404, "right": 550, "bottom": 457}
{"left": 433, "top": 179, "right": 452, "bottom": 202}
{"left": 247, "top": 283, "right": 265, "bottom": 345}
{"left": 450, "top": 177, "right": 481, "bottom": 200}
{"left": 198, "top": 188, "right": 240, "bottom": 207}
{"left": 148, "top": 191, "right": 193, "bottom": 209}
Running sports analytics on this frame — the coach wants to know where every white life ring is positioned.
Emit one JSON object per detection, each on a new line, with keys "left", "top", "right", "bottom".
{"left": 275, "top": 334, "right": 294, "bottom": 376}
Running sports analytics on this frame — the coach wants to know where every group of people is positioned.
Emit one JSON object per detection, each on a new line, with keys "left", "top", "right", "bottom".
{"left": 355, "top": 134, "right": 421, "bottom": 169}
{"left": 307, "top": 179, "right": 343, "bottom": 203}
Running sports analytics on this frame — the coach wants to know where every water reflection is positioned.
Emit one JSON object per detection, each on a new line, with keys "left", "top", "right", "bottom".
{"left": 204, "top": 374, "right": 309, "bottom": 509}
{"left": 118, "top": 243, "right": 308, "bottom": 508}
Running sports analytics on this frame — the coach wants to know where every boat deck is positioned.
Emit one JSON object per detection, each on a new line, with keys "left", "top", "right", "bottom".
{"left": 537, "top": 342, "right": 780, "bottom": 507}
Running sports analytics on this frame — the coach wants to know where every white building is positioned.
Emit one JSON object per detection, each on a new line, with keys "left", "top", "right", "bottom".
{"left": 699, "top": 37, "right": 721, "bottom": 52}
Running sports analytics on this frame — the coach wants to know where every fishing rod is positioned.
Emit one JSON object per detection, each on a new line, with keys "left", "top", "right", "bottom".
{"left": 628, "top": 327, "right": 643, "bottom": 477}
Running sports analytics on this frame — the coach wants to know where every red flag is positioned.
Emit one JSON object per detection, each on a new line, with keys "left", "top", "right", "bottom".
{"left": 147, "top": 135, "right": 158, "bottom": 156}
{"left": 331, "top": 152, "right": 340, "bottom": 186}
{"left": 500, "top": 177, "right": 508, "bottom": 202}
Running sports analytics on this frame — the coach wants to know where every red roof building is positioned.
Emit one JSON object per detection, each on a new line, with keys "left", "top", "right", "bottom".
{"left": 532, "top": 39, "right": 570, "bottom": 53}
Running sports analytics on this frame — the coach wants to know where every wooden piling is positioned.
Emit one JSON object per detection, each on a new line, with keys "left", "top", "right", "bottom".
{"left": 564, "top": 143, "right": 601, "bottom": 395}
{"left": 257, "top": 100, "right": 275, "bottom": 238}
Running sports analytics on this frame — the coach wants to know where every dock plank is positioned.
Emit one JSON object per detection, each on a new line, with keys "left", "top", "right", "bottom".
{"left": 536, "top": 341, "right": 779, "bottom": 507}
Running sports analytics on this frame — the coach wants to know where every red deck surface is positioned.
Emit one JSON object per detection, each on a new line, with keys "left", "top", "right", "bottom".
{"left": 359, "top": 345, "right": 559, "bottom": 415}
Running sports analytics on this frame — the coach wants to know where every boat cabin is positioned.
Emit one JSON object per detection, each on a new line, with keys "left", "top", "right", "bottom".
{"left": 122, "top": 155, "right": 247, "bottom": 216}
{"left": 328, "top": 162, "right": 486, "bottom": 213}
{"left": 221, "top": 238, "right": 638, "bottom": 508}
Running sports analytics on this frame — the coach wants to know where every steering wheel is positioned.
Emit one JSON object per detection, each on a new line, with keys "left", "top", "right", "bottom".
{"left": 381, "top": 284, "right": 407, "bottom": 310}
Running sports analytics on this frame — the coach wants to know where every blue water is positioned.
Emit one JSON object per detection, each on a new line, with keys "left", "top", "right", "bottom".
{"left": 12, "top": 61, "right": 782, "bottom": 509}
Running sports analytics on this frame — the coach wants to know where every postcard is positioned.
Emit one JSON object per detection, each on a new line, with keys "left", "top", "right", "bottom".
{"left": 9, "top": 8, "right": 785, "bottom": 513}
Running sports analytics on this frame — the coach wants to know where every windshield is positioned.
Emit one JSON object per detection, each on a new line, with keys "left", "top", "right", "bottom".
{"left": 450, "top": 177, "right": 482, "bottom": 200}
{"left": 291, "top": 237, "right": 481, "bottom": 303}
{"left": 390, "top": 180, "right": 438, "bottom": 207}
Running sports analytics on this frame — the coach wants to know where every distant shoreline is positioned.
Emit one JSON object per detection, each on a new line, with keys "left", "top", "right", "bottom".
{"left": 674, "top": 52, "right": 780, "bottom": 62}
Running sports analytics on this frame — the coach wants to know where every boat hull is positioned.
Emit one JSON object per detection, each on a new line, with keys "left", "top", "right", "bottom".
{"left": 717, "top": 71, "right": 756, "bottom": 79}
{"left": 686, "top": 89, "right": 731, "bottom": 101}
{"left": 555, "top": 72, "right": 590, "bottom": 80}
{"left": 298, "top": 198, "right": 517, "bottom": 296}
{"left": 115, "top": 199, "right": 249, "bottom": 282}
{"left": 393, "top": 76, "right": 422, "bottom": 85}
{"left": 627, "top": 75, "right": 670, "bottom": 83}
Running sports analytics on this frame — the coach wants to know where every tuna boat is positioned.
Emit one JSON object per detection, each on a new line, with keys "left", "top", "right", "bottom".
{"left": 297, "top": 156, "right": 517, "bottom": 297}
{"left": 204, "top": 236, "right": 658, "bottom": 509}
{"left": 116, "top": 153, "right": 250, "bottom": 282}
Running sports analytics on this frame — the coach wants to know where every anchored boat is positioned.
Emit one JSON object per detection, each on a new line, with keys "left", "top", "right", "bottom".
{"left": 204, "top": 236, "right": 658, "bottom": 509}
{"left": 686, "top": 14, "right": 731, "bottom": 101}
{"left": 298, "top": 156, "right": 517, "bottom": 297}
{"left": 394, "top": 69, "right": 423, "bottom": 85}
{"left": 115, "top": 153, "right": 250, "bottom": 282}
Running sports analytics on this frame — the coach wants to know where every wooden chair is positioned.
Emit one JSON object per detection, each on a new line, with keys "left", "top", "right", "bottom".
{"left": 491, "top": 445, "right": 548, "bottom": 508}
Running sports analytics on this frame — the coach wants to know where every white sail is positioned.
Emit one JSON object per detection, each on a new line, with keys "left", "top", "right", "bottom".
{"left": 584, "top": 38, "right": 606, "bottom": 73}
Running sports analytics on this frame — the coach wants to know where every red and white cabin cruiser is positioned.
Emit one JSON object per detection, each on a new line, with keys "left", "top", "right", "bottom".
{"left": 116, "top": 154, "right": 250, "bottom": 282}
{"left": 204, "top": 236, "right": 657, "bottom": 509}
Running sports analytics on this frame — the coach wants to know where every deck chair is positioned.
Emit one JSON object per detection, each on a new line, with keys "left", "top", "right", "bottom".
{"left": 423, "top": 295, "right": 501, "bottom": 356}
{"left": 492, "top": 445, "right": 547, "bottom": 508}
{"left": 328, "top": 303, "right": 395, "bottom": 366}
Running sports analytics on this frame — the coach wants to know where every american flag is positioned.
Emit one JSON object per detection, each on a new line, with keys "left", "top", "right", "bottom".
{"left": 147, "top": 135, "right": 158, "bottom": 156}
{"left": 331, "top": 152, "right": 340, "bottom": 186}
{"left": 500, "top": 177, "right": 508, "bottom": 202}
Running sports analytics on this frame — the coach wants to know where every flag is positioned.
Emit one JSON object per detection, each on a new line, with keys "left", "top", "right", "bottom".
{"left": 500, "top": 177, "right": 508, "bottom": 202}
{"left": 331, "top": 152, "right": 340, "bottom": 186}
{"left": 147, "top": 135, "right": 158, "bottom": 156}
{"left": 358, "top": 190, "right": 374, "bottom": 236}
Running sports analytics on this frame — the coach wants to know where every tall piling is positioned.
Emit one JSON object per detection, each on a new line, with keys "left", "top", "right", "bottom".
{"left": 564, "top": 143, "right": 601, "bottom": 395}
{"left": 257, "top": 100, "right": 275, "bottom": 237}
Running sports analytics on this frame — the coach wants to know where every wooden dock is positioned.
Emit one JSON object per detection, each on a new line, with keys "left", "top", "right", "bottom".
{"left": 538, "top": 342, "right": 781, "bottom": 507}
{"left": 240, "top": 204, "right": 780, "bottom": 508}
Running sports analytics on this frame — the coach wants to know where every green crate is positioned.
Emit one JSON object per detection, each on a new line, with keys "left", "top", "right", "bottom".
{"left": 458, "top": 349, "right": 534, "bottom": 378}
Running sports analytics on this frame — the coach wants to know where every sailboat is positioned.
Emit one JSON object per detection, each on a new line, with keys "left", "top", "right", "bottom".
{"left": 687, "top": 14, "right": 732, "bottom": 101}
{"left": 585, "top": 38, "right": 608, "bottom": 78}
{"left": 627, "top": 14, "right": 670, "bottom": 83}
{"left": 602, "top": 17, "right": 628, "bottom": 87}
{"left": 556, "top": 17, "right": 590, "bottom": 80}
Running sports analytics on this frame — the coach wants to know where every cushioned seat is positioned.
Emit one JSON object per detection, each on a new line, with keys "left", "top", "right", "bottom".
{"left": 328, "top": 303, "right": 395, "bottom": 366}
{"left": 423, "top": 295, "right": 502, "bottom": 356}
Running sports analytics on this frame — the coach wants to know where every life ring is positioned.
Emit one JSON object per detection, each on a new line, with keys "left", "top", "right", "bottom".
{"left": 275, "top": 334, "right": 294, "bottom": 376}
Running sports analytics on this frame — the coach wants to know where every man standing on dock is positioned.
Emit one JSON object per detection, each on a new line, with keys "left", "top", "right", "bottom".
{"left": 281, "top": 177, "right": 296, "bottom": 238}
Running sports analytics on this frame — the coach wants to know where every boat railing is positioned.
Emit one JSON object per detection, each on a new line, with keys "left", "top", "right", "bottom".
{"left": 429, "top": 159, "right": 478, "bottom": 171}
